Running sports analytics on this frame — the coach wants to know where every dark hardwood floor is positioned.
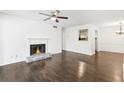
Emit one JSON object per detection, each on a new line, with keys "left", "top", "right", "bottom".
{"left": 0, "top": 51, "right": 123, "bottom": 82}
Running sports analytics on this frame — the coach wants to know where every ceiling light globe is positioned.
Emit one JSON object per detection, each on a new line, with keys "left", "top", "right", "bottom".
{"left": 51, "top": 17, "right": 56, "bottom": 21}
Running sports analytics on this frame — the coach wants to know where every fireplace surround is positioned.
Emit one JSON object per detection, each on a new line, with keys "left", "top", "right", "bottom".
{"left": 26, "top": 37, "right": 52, "bottom": 63}
{"left": 26, "top": 37, "right": 48, "bottom": 57}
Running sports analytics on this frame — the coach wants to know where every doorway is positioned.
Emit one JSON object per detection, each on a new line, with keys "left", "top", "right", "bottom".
{"left": 95, "top": 30, "right": 98, "bottom": 53}
{"left": 95, "top": 37, "right": 98, "bottom": 52}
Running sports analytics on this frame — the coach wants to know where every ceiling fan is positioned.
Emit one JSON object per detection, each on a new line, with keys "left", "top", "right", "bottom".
{"left": 39, "top": 10, "right": 68, "bottom": 23}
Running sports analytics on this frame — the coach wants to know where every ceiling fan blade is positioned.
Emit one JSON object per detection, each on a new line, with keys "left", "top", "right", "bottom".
{"left": 56, "top": 19, "right": 59, "bottom": 23}
{"left": 57, "top": 16, "right": 68, "bottom": 19}
{"left": 39, "top": 12, "right": 51, "bottom": 17}
{"left": 43, "top": 18, "right": 51, "bottom": 21}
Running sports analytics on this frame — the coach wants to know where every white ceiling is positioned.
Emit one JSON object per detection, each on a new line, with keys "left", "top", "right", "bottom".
{"left": 1, "top": 10, "right": 124, "bottom": 28}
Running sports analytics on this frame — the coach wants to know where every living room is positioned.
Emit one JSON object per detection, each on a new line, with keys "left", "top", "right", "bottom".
{"left": 0, "top": 10, "right": 124, "bottom": 82}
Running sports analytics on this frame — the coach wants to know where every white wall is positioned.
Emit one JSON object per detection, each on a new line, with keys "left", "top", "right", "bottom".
{"left": 99, "top": 26, "right": 124, "bottom": 53}
{"left": 0, "top": 14, "right": 4, "bottom": 64}
{"left": 63, "top": 24, "right": 98, "bottom": 55}
{"left": 63, "top": 24, "right": 124, "bottom": 55}
{"left": 0, "top": 14, "right": 62, "bottom": 66}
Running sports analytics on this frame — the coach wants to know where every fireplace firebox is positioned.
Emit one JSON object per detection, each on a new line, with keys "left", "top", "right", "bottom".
{"left": 30, "top": 44, "right": 46, "bottom": 56}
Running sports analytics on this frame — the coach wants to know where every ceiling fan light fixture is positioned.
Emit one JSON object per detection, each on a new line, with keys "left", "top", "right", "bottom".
{"left": 39, "top": 10, "right": 68, "bottom": 23}
{"left": 51, "top": 17, "right": 56, "bottom": 21}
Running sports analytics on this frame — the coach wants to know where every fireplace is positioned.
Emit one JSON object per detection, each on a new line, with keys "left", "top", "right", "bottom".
{"left": 30, "top": 44, "right": 46, "bottom": 56}
{"left": 26, "top": 38, "right": 51, "bottom": 63}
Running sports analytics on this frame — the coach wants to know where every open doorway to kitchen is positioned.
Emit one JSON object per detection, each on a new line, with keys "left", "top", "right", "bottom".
{"left": 95, "top": 30, "right": 98, "bottom": 53}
